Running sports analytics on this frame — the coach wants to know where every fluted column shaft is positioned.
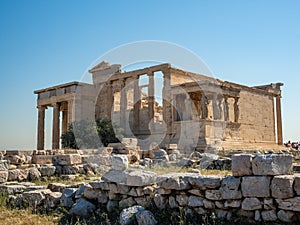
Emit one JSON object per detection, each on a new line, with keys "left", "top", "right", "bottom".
{"left": 37, "top": 106, "right": 46, "bottom": 150}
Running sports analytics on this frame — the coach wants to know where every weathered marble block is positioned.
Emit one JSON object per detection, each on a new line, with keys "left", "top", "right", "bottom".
{"left": 220, "top": 176, "right": 241, "bottom": 200}
{"left": 126, "top": 170, "right": 156, "bottom": 186}
{"left": 31, "top": 155, "right": 53, "bottom": 165}
{"left": 102, "top": 169, "right": 128, "bottom": 184}
{"left": 276, "top": 197, "right": 300, "bottom": 211}
{"left": 0, "top": 160, "right": 9, "bottom": 171}
{"left": 261, "top": 210, "right": 277, "bottom": 221}
{"left": 0, "top": 171, "right": 8, "bottom": 183}
{"left": 112, "top": 155, "right": 128, "bottom": 171}
{"left": 205, "top": 190, "right": 222, "bottom": 200}
{"left": 231, "top": 154, "right": 252, "bottom": 176}
{"left": 156, "top": 173, "right": 197, "bottom": 190}
{"left": 293, "top": 176, "right": 300, "bottom": 195}
{"left": 242, "top": 197, "right": 262, "bottom": 210}
{"left": 55, "top": 154, "right": 81, "bottom": 166}
{"left": 188, "top": 195, "right": 204, "bottom": 207}
{"left": 252, "top": 154, "right": 293, "bottom": 175}
{"left": 121, "top": 138, "right": 138, "bottom": 147}
{"left": 271, "top": 175, "right": 294, "bottom": 199}
{"left": 89, "top": 180, "right": 110, "bottom": 190}
{"left": 277, "top": 209, "right": 295, "bottom": 222}
{"left": 224, "top": 200, "right": 241, "bottom": 208}
{"left": 81, "top": 155, "right": 112, "bottom": 166}
{"left": 38, "top": 165, "right": 56, "bottom": 177}
{"left": 188, "top": 175, "right": 222, "bottom": 190}
{"left": 241, "top": 176, "right": 271, "bottom": 197}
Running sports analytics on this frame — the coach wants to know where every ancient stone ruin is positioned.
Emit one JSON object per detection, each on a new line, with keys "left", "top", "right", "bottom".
{"left": 34, "top": 62, "right": 283, "bottom": 153}
{"left": 1, "top": 153, "right": 300, "bottom": 223}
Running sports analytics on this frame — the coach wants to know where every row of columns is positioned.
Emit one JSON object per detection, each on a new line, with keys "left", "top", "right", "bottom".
{"left": 107, "top": 72, "right": 157, "bottom": 133}
{"left": 37, "top": 100, "right": 73, "bottom": 150}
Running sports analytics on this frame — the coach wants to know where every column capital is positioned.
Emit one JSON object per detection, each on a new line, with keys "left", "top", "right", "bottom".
{"left": 147, "top": 71, "right": 154, "bottom": 77}
{"left": 37, "top": 105, "right": 47, "bottom": 110}
{"left": 51, "top": 102, "right": 60, "bottom": 108}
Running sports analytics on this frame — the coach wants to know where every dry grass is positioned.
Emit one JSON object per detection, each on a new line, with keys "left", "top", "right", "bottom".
{"left": 142, "top": 164, "right": 232, "bottom": 176}
{"left": 200, "top": 169, "right": 232, "bottom": 176}
{"left": 0, "top": 207, "right": 59, "bottom": 225}
{"left": 32, "top": 174, "right": 101, "bottom": 187}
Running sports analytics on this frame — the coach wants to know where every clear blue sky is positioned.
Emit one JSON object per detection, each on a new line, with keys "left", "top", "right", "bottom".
{"left": 1, "top": 0, "right": 300, "bottom": 149}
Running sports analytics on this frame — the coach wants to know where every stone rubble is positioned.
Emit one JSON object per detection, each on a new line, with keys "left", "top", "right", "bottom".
{"left": 1, "top": 152, "right": 300, "bottom": 223}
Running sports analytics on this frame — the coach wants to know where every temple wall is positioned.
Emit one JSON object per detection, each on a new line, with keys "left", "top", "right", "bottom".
{"left": 238, "top": 90, "right": 275, "bottom": 143}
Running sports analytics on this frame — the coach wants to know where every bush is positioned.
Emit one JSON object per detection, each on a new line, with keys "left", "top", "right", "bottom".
{"left": 61, "top": 118, "right": 124, "bottom": 149}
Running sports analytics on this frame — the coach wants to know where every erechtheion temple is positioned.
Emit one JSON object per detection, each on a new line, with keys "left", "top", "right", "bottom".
{"left": 34, "top": 62, "right": 283, "bottom": 153}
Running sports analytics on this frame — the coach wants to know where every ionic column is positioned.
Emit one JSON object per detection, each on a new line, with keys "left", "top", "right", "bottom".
{"left": 133, "top": 76, "right": 140, "bottom": 132}
{"left": 234, "top": 97, "right": 239, "bottom": 123}
{"left": 162, "top": 70, "right": 172, "bottom": 133}
{"left": 52, "top": 103, "right": 60, "bottom": 149}
{"left": 68, "top": 99, "right": 74, "bottom": 125}
{"left": 120, "top": 79, "right": 127, "bottom": 130}
{"left": 37, "top": 105, "right": 46, "bottom": 150}
{"left": 276, "top": 96, "right": 283, "bottom": 145}
{"left": 62, "top": 103, "right": 68, "bottom": 134}
{"left": 106, "top": 81, "right": 113, "bottom": 119}
{"left": 148, "top": 72, "right": 155, "bottom": 122}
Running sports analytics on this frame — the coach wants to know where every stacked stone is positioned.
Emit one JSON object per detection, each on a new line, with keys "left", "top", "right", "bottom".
{"left": 6, "top": 150, "right": 32, "bottom": 167}
{"left": 53, "top": 154, "right": 82, "bottom": 178}
{"left": 0, "top": 160, "right": 9, "bottom": 183}
{"left": 108, "top": 138, "right": 140, "bottom": 163}
{"left": 31, "top": 149, "right": 65, "bottom": 165}
{"left": 0, "top": 147, "right": 115, "bottom": 183}
{"left": 4, "top": 153, "right": 300, "bottom": 223}
{"left": 231, "top": 154, "right": 296, "bottom": 222}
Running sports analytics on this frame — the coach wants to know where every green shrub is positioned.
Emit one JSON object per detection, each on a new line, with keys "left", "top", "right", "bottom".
{"left": 61, "top": 118, "right": 124, "bottom": 149}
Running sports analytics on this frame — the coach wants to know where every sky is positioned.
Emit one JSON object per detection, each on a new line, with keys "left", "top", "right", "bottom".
{"left": 0, "top": 0, "right": 300, "bottom": 150}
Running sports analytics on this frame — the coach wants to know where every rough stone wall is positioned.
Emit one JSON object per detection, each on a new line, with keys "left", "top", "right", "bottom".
{"left": 4, "top": 153, "right": 300, "bottom": 223}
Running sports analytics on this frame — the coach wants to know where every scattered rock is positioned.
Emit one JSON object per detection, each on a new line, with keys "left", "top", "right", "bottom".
{"left": 38, "top": 165, "right": 56, "bottom": 177}
{"left": 70, "top": 198, "right": 96, "bottom": 218}
{"left": 252, "top": 154, "right": 293, "bottom": 175}
{"left": 0, "top": 160, "right": 9, "bottom": 171}
{"left": 8, "top": 169, "right": 28, "bottom": 181}
{"left": 112, "top": 155, "right": 128, "bottom": 171}
{"left": 60, "top": 188, "right": 77, "bottom": 208}
{"left": 54, "top": 154, "right": 82, "bottom": 166}
{"left": 0, "top": 171, "right": 8, "bottom": 183}
{"left": 119, "top": 205, "right": 145, "bottom": 225}
{"left": 27, "top": 167, "right": 41, "bottom": 181}
{"left": 136, "top": 209, "right": 157, "bottom": 225}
